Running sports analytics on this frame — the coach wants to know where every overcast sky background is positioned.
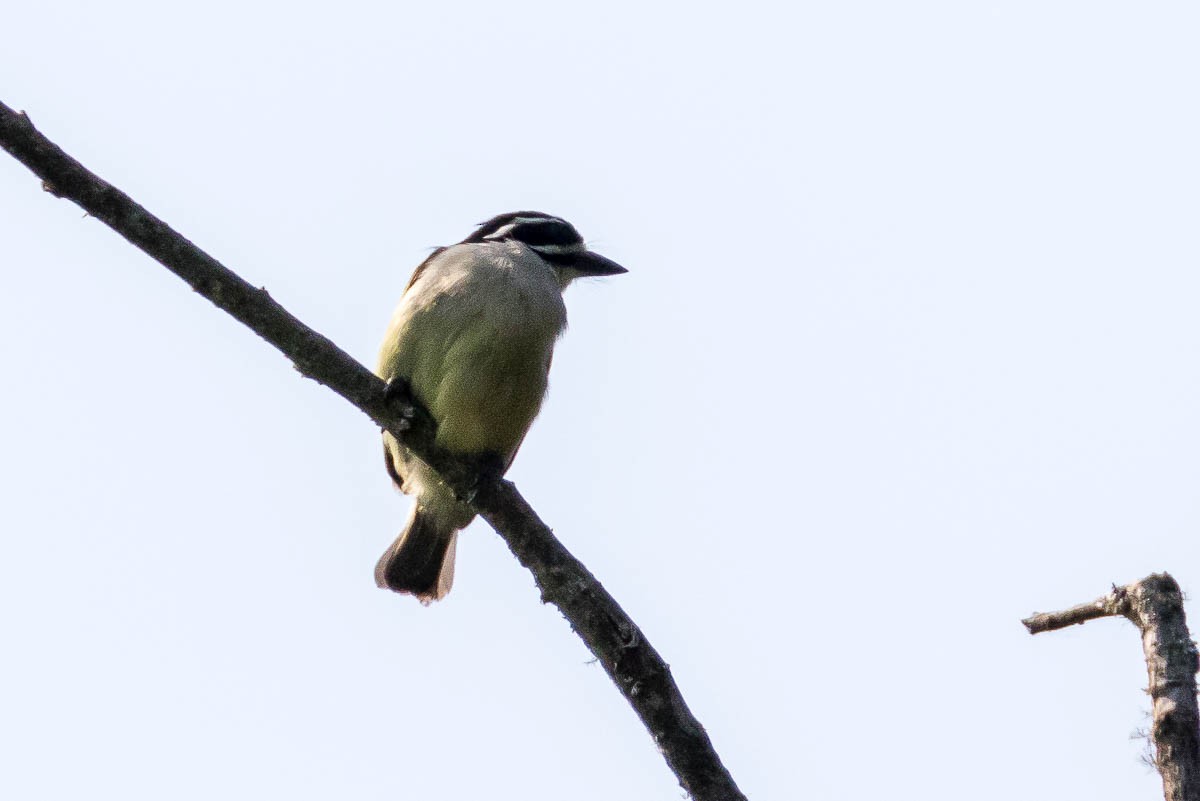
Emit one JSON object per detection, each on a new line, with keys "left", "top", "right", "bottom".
{"left": 2, "top": 2, "right": 1198, "bottom": 799}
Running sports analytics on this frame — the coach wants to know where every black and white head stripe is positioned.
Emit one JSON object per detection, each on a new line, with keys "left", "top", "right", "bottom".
{"left": 464, "top": 211, "right": 587, "bottom": 263}
{"left": 462, "top": 211, "right": 628, "bottom": 276}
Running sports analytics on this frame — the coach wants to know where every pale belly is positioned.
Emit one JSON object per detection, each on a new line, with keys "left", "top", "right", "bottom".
{"left": 425, "top": 329, "right": 552, "bottom": 456}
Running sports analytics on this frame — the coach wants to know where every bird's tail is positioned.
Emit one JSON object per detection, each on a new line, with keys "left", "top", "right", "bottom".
{"left": 374, "top": 506, "right": 459, "bottom": 603}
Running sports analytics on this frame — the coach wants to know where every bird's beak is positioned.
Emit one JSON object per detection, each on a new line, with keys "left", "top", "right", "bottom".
{"left": 573, "top": 250, "right": 628, "bottom": 277}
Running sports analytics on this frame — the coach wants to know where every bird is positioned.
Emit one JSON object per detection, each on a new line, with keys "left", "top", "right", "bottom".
{"left": 374, "top": 211, "right": 627, "bottom": 602}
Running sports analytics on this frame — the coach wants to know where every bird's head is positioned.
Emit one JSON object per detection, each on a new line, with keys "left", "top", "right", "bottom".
{"left": 465, "top": 211, "right": 628, "bottom": 284}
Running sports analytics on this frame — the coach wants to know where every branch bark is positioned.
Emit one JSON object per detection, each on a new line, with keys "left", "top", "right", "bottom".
{"left": 1024, "top": 573, "right": 1200, "bottom": 801}
{"left": 0, "top": 102, "right": 747, "bottom": 801}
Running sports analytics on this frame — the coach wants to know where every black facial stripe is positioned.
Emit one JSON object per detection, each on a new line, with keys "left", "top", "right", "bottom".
{"left": 506, "top": 220, "right": 583, "bottom": 249}
{"left": 532, "top": 248, "right": 579, "bottom": 266}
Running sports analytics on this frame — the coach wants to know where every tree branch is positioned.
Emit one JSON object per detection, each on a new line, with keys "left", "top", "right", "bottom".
{"left": 0, "top": 101, "right": 747, "bottom": 801}
{"left": 1024, "top": 573, "right": 1200, "bottom": 801}
{"left": 1021, "top": 585, "right": 1131, "bottom": 634}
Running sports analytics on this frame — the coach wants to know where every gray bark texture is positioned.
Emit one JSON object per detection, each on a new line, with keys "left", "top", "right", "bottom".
{"left": 1024, "top": 573, "right": 1200, "bottom": 801}
{"left": 0, "top": 101, "right": 747, "bottom": 801}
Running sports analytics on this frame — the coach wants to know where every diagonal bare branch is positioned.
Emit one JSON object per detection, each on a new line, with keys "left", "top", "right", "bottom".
{"left": 0, "top": 101, "right": 747, "bottom": 801}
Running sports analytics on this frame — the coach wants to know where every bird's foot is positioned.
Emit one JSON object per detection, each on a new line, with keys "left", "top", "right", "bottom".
{"left": 458, "top": 452, "right": 506, "bottom": 504}
{"left": 383, "top": 377, "right": 418, "bottom": 428}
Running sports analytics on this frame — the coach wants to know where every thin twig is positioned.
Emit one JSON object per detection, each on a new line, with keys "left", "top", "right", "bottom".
{"left": 1021, "top": 585, "right": 1129, "bottom": 634}
{"left": 1025, "top": 573, "right": 1200, "bottom": 801}
{"left": 0, "top": 101, "right": 747, "bottom": 801}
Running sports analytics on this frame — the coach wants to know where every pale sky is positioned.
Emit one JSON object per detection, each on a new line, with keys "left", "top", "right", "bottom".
{"left": 2, "top": 2, "right": 1198, "bottom": 799}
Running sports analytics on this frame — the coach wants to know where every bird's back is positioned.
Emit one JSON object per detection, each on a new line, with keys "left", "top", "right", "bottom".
{"left": 377, "top": 240, "right": 567, "bottom": 457}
